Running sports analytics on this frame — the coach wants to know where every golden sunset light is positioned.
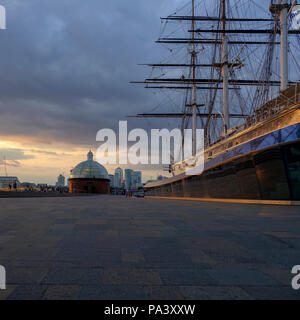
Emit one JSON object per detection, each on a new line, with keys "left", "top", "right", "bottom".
{"left": 0, "top": 0, "right": 299, "bottom": 303}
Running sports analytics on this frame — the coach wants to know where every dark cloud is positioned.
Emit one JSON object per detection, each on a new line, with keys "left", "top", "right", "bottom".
{"left": 0, "top": 0, "right": 181, "bottom": 146}
{"left": 0, "top": 0, "right": 287, "bottom": 151}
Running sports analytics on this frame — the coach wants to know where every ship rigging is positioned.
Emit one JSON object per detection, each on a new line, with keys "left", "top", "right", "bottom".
{"left": 131, "top": 0, "right": 300, "bottom": 155}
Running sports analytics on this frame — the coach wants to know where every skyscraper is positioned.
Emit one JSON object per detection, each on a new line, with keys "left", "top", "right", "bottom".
{"left": 132, "top": 171, "right": 142, "bottom": 188}
{"left": 124, "top": 170, "right": 142, "bottom": 189}
{"left": 125, "top": 169, "right": 133, "bottom": 190}
{"left": 114, "top": 167, "right": 123, "bottom": 188}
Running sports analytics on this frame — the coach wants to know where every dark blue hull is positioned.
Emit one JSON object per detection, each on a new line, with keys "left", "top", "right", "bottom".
{"left": 145, "top": 123, "right": 300, "bottom": 201}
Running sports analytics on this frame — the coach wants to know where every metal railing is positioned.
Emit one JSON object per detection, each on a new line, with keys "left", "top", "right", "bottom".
{"left": 238, "top": 84, "right": 300, "bottom": 132}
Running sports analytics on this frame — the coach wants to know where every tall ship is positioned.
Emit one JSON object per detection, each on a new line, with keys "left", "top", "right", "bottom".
{"left": 132, "top": 0, "right": 300, "bottom": 202}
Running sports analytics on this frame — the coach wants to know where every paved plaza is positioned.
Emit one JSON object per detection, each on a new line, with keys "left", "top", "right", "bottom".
{"left": 0, "top": 195, "right": 300, "bottom": 300}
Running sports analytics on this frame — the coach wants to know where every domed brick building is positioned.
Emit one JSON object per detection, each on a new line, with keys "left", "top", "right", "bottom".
{"left": 69, "top": 151, "right": 110, "bottom": 194}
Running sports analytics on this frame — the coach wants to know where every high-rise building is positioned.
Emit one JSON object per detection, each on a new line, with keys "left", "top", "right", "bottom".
{"left": 114, "top": 167, "right": 123, "bottom": 188}
{"left": 56, "top": 174, "right": 65, "bottom": 187}
{"left": 124, "top": 170, "right": 142, "bottom": 189}
{"left": 125, "top": 169, "right": 133, "bottom": 189}
{"left": 132, "top": 171, "right": 142, "bottom": 188}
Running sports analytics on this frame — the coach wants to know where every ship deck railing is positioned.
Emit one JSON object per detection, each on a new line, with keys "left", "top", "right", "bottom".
{"left": 202, "top": 83, "right": 300, "bottom": 161}
{"left": 234, "top": 83, "right": 300, "bottom": 134}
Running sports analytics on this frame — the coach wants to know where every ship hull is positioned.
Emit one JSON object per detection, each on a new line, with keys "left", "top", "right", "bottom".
{"left": 145, "top": 123, "right": 300, "bottom": 201}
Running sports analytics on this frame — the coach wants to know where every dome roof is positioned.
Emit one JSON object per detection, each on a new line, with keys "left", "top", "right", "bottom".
{"left": 70, "top": 151, "right": 109, "bottom": 180}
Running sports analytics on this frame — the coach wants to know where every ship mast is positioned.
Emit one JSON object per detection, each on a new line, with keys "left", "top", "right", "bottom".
{"left": 270, "top": 0, "right": 290, "bottom": 91}
{"left": 130, "top": 0, "right": 300, "bottom": 151}
{"left": 280, "top": 0, "right": 288, "bottom": 91}
{"left": 191, "top": 0, "right": 197, "bottom": 155}
{"left": 222, "top": 0, "right": 229, "bottom": 134}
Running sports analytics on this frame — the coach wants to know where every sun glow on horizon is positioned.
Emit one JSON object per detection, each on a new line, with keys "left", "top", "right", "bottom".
{"left": 0, "top": 138, "right": 167, "bottom": 185}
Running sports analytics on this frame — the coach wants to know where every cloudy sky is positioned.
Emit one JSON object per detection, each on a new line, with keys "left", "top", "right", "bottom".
{"left": 0, "top": 0, "right": 296, "bottom": 184}
{"left": 0, "top": 0, "right": 188, "bottom": 184}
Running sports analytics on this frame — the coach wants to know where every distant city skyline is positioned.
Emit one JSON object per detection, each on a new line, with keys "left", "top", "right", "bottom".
{"left": 109, "top": 168, "right": 143, "bottom": 189}
{"left": 0, "top": 147, "right": 170, "bottom": 185}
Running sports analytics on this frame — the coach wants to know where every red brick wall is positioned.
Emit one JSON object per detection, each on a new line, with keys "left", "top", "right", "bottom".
{"left": 69, "top": 178, "right": 110, "bottom": 194}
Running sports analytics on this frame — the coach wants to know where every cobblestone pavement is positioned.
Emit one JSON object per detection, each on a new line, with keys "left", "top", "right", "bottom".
{"left": 0, "top": 196, "right": 300, "bottom": 300}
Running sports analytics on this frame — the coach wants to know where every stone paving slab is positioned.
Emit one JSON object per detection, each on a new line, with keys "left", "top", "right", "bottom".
{"left": 0, "top": 195, "right": 300, "bottom": 300}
